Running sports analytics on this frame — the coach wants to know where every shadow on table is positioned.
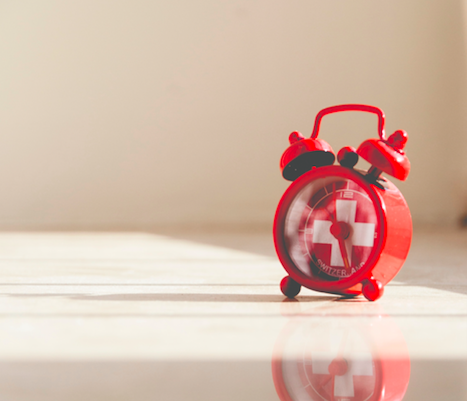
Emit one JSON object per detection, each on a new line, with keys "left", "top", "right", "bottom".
{"left": 7, "top": 292, "right": 337, "bottom": 303}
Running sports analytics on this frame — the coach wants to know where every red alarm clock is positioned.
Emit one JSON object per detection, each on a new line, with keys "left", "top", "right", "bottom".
{"left": 272, "top": 307, "right": 411, "bottom": 401}
{"left": 273, "top": 104, "right": 412, "bottom": 301}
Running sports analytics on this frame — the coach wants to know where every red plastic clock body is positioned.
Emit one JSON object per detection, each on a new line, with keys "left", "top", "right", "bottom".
{"left": 274, "top": 105, "right": 412, "bottom": 301}
{"left": 274, "top": 165, "right": 411, "bottom": 299}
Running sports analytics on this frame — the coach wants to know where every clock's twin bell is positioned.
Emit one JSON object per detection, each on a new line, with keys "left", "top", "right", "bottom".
{"left": 280, "top": 127, "right": 410, "bottom": 184}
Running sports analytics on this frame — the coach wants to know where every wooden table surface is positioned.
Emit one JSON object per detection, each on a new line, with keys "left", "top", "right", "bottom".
{"left": 0, "top": 228, "right": 466, "bottom": 400}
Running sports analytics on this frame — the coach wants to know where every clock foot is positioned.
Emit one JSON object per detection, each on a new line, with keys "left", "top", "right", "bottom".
{"left": 362, "top": 277, "right": 384, "bottom": 301}
{"left": 280, "top": 276, "right": 301, "bottom": 298}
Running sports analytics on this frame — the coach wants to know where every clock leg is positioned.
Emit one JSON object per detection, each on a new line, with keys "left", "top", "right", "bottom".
{"left": 362, "top": 277, "right": 384, "bottom": 301}
{"left": 280, "top": 276, "right": 301, "bottom": 298}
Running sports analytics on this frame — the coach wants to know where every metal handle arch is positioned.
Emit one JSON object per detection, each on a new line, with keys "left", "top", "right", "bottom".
{"left": 311, "top": 104, "right": 386, "bottom": 141}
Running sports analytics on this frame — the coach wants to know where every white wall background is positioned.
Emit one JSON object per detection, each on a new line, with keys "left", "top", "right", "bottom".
{"left": 0, "top": 1, "right": 466, "bottom": 229}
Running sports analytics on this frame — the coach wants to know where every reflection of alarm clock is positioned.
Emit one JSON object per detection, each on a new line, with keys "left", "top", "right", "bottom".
{"left": 272, "top": 310, "right": 411, "bottom": 401}
{"left": 274, "top": 105, "right": 412, "bottom": 301}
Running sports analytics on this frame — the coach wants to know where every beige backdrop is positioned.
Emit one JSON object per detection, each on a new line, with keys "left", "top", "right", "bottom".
{"left": 0, "top": 0, "right": 466, "bottom": 229}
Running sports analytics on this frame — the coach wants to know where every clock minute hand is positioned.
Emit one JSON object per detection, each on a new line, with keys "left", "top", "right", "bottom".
{"left": 330, "top": 222, "right": 351, "bottom": 270}
{"left": 338, "top": 237, "right": 350, "bottom": 270}
{"left": 329, "top": 183, "right": 351, "bottom": 269}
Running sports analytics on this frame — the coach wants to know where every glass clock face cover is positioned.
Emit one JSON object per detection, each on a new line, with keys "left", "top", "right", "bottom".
{"left": 284, "top": 175, "right": 379, "bottom": 282}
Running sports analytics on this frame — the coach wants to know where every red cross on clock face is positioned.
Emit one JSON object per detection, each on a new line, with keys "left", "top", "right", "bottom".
{"left": 283, "top": 175, "right": 379, "bottom": 281}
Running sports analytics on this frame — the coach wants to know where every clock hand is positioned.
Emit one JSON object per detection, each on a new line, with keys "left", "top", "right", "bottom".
{"left": 330, "top": 221, "right": 351, "bottom": 270}
{"left": 330, "top": 182, "right": 337, "bottom": 222}
{"left": 338, "top": 237, "right": 350, "bottom": 270}
{"left": 322, "top": 183, "right": 337, "bottom": 223}
{"left": 329, "top": 183, "right": 351, "bottom": 269}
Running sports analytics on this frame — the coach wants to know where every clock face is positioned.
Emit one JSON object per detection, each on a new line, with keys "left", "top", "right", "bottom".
{"left": 283, "top": 174, "right": 380, "bottom": 283}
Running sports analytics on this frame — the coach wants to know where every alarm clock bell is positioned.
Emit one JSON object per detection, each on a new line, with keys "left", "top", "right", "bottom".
{"left": 280, "top": 131, "right": 335, "bottom": 181}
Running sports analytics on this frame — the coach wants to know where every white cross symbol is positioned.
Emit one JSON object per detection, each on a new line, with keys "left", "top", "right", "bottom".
{"left": 312, "top": 199, "right": 375, "bottom": 267}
